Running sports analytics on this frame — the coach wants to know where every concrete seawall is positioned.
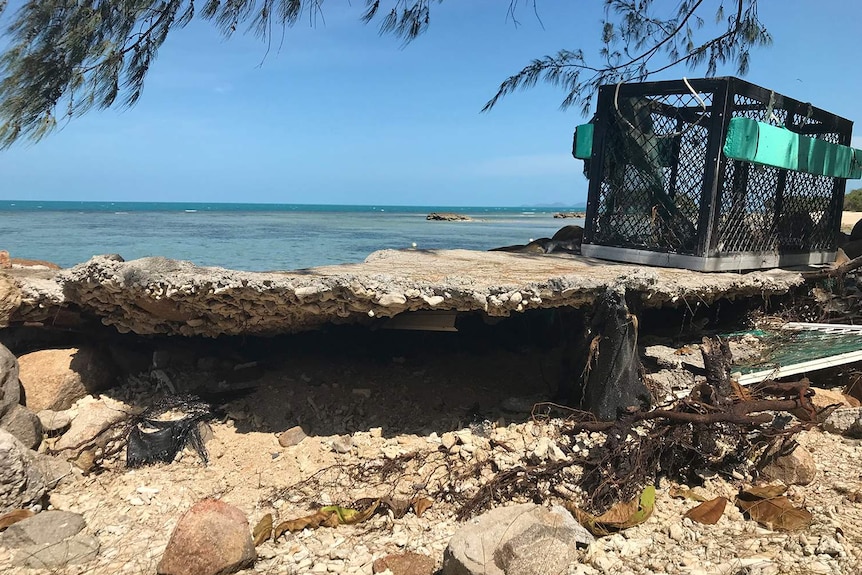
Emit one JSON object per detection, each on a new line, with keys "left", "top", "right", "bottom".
{"left": 3, "top": 249, "right": 805, "bottom": 337}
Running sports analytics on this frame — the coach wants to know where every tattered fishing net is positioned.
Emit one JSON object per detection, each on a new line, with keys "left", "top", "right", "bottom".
{"left": 126, "top": 394, "right": 215, "bottom": 468}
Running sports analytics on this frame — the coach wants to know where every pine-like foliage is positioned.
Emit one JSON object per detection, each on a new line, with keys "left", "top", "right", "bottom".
{"left": 0, "top": 1, "right": 768, "bottom": 148}
{"left": 483, "top": 0, "right": 771, "bottom": 114}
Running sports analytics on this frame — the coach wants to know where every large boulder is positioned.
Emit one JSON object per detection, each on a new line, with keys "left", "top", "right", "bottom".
{"left": 0, "top": 428, "right": 48, "bottom": 514}
{"left": 0, "top": 272, "right": 22, "bottom": 327}
{"left": 0, "top": 343, "right": 42, "bottom": 448}
{"left": 157, "top": 498, "right": 256, "bottom": 575}
{"left": 0, "top": 342, "right": 20, "bottom": 420}
{"left": 0, "top": 510, "right": 99, "bottom": 569}
{"left": 18, "top": 347, "right": 117, "bottom": 411}
{"left": 0, "top": 404, "right": 43, "bottom": 450}
{"left": 442, "top": 503, "right": 594, "bottom": 575}
{"left": 761, "top": 443, "right": 817, "bottom": 486}
{"left": 0, "top": 510, "right": 85, "bottom": 547}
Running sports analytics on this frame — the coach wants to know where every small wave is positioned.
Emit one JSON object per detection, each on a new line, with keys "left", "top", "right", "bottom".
{"left": 185, "top": 209, "right": 198, "bottom": 213}
{"left": 114, "top": 211, "right": 129, "bottom": 215}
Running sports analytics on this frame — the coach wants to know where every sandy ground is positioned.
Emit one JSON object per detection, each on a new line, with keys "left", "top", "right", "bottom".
{"left": 1, "top": 332, "right": 861, "bottom": 575}
{"left": 841, "top": 211, "right": 862, "bottom": 233}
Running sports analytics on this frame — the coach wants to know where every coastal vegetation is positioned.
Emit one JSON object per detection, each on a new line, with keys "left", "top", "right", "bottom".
{"left": 0, "top": 1, "right": 770, "bottom": 147}
{"left": 844, "top": 188, "right": 862, "bottom": 212}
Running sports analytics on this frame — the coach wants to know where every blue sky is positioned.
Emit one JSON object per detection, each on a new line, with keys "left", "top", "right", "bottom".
{"left": 1, "top": 0, "right": 861, "bottom": 206}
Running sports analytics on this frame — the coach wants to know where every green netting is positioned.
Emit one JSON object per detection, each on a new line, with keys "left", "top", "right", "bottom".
{"left": 731, "top": 329, "right": 862, "bottom": 375}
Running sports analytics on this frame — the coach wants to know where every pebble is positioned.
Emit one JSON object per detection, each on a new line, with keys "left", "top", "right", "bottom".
{"left": 668, "top": 522, "right": 686, "bottom": 542}
{"left": 332, "top": 435, "right": 353, "bottom": 454}
{"left": 816, "top": 535, "right": 844, "bottom": 557}
{"left": 441, "top": 432, "right": 457, "bottom": 450}
{"left": 278, "top": 425, "right": 308, "bottom": 447}
{"left": 807, "top": 560, "right": 832, "bottom": 574}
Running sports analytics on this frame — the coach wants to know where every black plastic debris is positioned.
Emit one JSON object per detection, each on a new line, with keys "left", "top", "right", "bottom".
{"left": 126, "top": 395, "right": 215, "bottom": 468}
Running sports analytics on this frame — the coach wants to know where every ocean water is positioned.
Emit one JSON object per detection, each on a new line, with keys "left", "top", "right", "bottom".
{"left": 0, "top": 201, "right": 585, "bottom": 271}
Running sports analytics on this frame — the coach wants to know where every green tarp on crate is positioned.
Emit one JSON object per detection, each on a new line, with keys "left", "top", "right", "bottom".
{"left": 723, "top": 116, "right": 862, "bottom": 178}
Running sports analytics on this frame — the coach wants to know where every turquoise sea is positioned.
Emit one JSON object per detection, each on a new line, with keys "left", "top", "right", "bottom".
{"left": 0, "top": 201, "right": 585, "bottom": 271}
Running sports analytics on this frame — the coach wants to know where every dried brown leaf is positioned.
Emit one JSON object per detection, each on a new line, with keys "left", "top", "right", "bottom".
{"left": 411, "top": 497, "right": 433, "bottom": 518}
{"left": 742, "top": 485, "right": 788, "bottom": 499}
{"left": 0, "top": 509, "right": 34, "bottom": 531}
{"left": 273, "top": 510, "right": 339, "bottom": 540}
{"left": 736, "top": 487, "right": 812, "bottom": 531}
{"left": 252, "top": 513, "right": 272, "bottom": 546}
{"left": 731, "top": 380, "right": 753, "bottom": 401}
{"left": 382, "top": 497, "right": 411, "bottom": 519}
{"left": 567, "top": 486, "right": 655, "bottom": 536}
{"left": 684, "top": 497, "right": 727, "bottom": 525}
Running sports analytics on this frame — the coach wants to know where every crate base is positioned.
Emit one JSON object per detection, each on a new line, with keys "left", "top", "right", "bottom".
{"left": 581, "top": 244, "right": 837, "bottom": 272}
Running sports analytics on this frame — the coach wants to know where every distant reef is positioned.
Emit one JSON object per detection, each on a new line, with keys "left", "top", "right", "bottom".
{"left": 426, "top": 212, "right": 472, "bottom": 221}
{"left": 553, "top": 212, "right": 586, "bottom": 219}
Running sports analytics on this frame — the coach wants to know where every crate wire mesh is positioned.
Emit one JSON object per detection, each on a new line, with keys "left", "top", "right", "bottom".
{"left": 581, "top": 77, "right": 853, "bottom": 271}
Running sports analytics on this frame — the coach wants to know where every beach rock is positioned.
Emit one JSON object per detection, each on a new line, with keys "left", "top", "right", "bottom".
{"left": 761, "top": 444, "right": 817, "bottom": 486}
{"left": 36, "top": 409, "right": 72, "bottom": 434}
{"left": 18, "top": 347, "right": 117, "bottom": 411}
{"left": 373, "top": 552, "right": 436, "bottom": 575}
{"left": 278, "top": 425, "right": 308, "bottom": 447}
{"left": 0, "top": 510, "right": 85, "bottom": 547}
{"left": 822, "top": 407, "right": 862, "bottom": 438}
{"left": 0, "top": 404, "right": 42, "bottom": 449}
{"left": 157, "top": 498, "right": 256, "bottom": 575}
{"left": 0, "top": 428, "right": 48, "bottom": 513}
{"left": 10, "top": 534, "right": 100, "bottom": 568}
{"left": 53, "top": 396, "right": 130, "bottom": 452}
{"left": 0, "top": 343, "right": 21, "bottom": 420}
{"left": 553, "top": 212, "right": 586, "bottom": 219}
{"left": 427, "top": 213, "right": 472, "bottom": 221}
{"left": 442, "top": 503, "right": 594, "bottom": 575}
{"left": 0, "top": 273, "right": 22, "bottom": 327}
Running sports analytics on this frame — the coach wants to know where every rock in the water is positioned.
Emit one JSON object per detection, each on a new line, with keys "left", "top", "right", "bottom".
{"left": 0, "top": 250, "right": 10, "bottom": 269}
{"left": 761, "top": 443, "right": 817, "bottom": 486}
{"left": 442, "top": 503, "right": 594, "bottom": 575}
{"left": 0, "top": 404, "right": 43, "bottom": 449}
{"left": 11, "top": 534, "right": 100, "bottom": 568}
{"left": 0, "top": 342, "right": 20, "bottom": 420}
{"left": 822, "top": 407, "right": 862, "bottom": 438}
{"left": 0, "top": 428, "right": 48, "bottom": 514}
{"left": 36, "top": 408, "right": 72, "bottom": 434}
{"left": 0, "top": 273, "right": 22, "bottom": 327}
{"left": 277, "top": 425, "right": 307, "bottom": 447}
{"left": 427, "top": 212, "right": 472, "bottom": 221}
{"left": 18, "top": 347, "right": 117, "bottom": 411}
{"left": 373, "top": 551, "right": 436, "bottom": 575}
{"left": 0, "top": 510, "right": 85, "bottom": 547}
{"left": 157, "top": 498, "right": 256, "bottom": 575}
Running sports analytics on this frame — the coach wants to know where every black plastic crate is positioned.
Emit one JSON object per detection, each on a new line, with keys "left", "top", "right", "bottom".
{"left": 578, "top": 77, "right": 855, "bottom": 271}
